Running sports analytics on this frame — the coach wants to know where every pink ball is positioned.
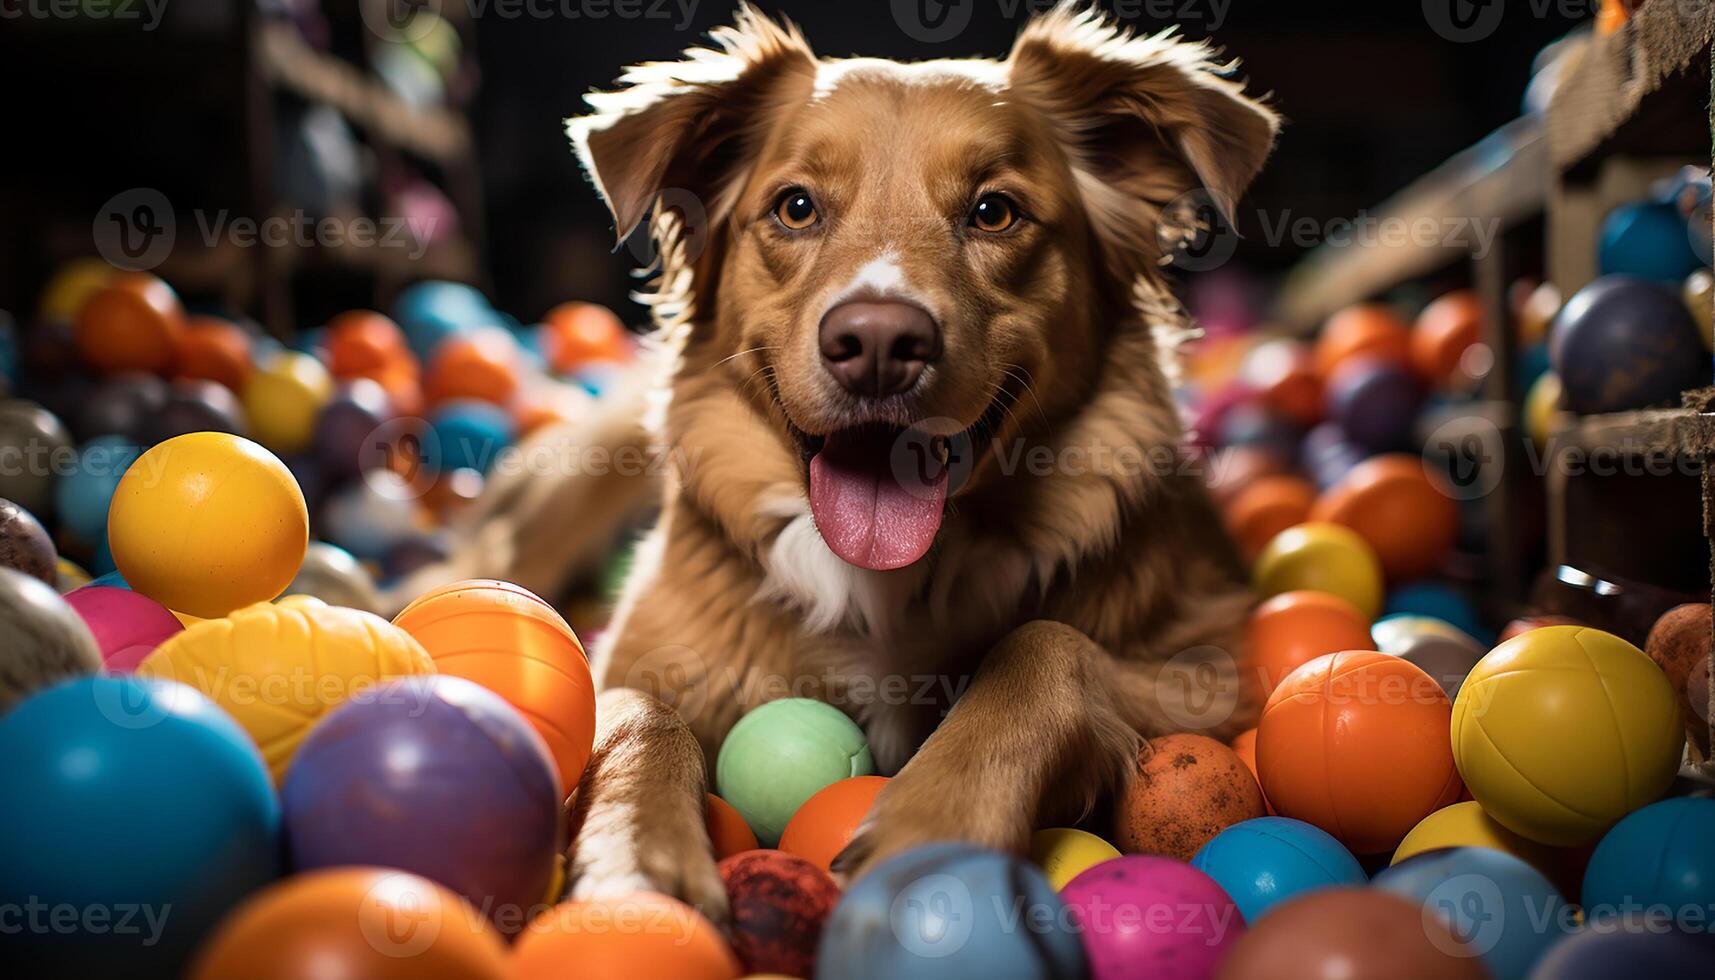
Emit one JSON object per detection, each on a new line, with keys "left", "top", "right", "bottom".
{"left": 63, "top": 586, "right": 185, "bottom": 673}
{"left": 1061, "top": 855, "right": 1245, "bottom": 980}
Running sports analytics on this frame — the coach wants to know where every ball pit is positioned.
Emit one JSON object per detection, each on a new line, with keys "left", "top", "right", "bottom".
{"left": 1062, "top": 854, "right": 1242, "bottom": 980}
{"left": 1252, "top": 522, "right": 1383, "bottom": 619}
{"left": 1114, "top": 733, "right": 1266, "bottom": 860}
{"left": 1246, "top": 590, "right": 1374, "bottom": 698}
{"left": 1190, "top": 816, "right": 1365, "bottom": 924}
{"left": 716, "top": 698, "right": 875, "bottom": 847}
{"left": 514, "top": 892, "right": 739, "bottom": 980}
{"left": 1373, "top": 846, "right": 1568, "bottom": 979}
{"left": 63, "top": 584, "right": 183, "bottom": 672}
{"left": 1324, "top": 356, "right": 1422, "bottom": 453}
{"left": 1031, "top": 828, "right": 1123, "bottom": 890}
{"left": 719, "top": 849, "right": 840, "bottom": 977}
{"left": 1214, "top": 887, "right": 1486, "bottom": 980}
{"left": 424, "top": 327, "right": 521, "bottom": 406}
{"left": 1391, "top": 800, "right": 1566, "bottom": 885}
{"left": 778, "top": 774, "right": 889, "bottom": 871}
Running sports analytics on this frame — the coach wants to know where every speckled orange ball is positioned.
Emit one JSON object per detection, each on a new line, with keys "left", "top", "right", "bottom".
{"left": 1113, "top": 733, "right": 1266, "bottom": 860}
{"left": 1646, "top": 603, "right": 1712, "bottom": 753}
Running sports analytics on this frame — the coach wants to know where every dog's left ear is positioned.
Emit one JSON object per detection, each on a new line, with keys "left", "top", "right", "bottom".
{"left": 1008, "top": 5, "right": 1279, "bottom": 280}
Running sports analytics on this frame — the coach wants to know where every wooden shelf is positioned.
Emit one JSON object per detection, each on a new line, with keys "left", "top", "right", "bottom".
{"left": 1551, "top": 399, "right": 1715, "bottom": 457}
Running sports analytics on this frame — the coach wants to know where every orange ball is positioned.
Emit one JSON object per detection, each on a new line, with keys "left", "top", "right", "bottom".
{"left": 1231, "top": 728, "right": 1274, "bottom": 814}
{"left": 1114, "top": 733, "right": 1266, "bottom": 860}
{"left": 376, "top": 360, "right": 425, "bottom": 417}
{"left": 541, "top": 302, "right": 631, "bottom": 373}
{"left": 326, "top": 310, "right": 414, "bottom": 379}
{"left": 393, "top": 579, "right": 596, "bottom": 794}
{"left": 73, "top": 271, "right": 186, "bottom": 375}
{"left": 174, "top": 316, "right": 254, "bottom": 392}
{"left": 707, "top": 793, "right": 760, "bottom": 859}
{"left": 1204, "top": 445, "right": 1287, "bottom": 507}
{"left": 1314, "top": 304, "right": 1411, "bottom": 380}
{"left": 1310, "top": 454, "right": 1458, "bottom": 582}
{"left": 189, "top": 868, "right": 509, "bottom": 980}
{"left": 1257, "top": 651, "right": 1462, "bottom": 854}
{"left": 1225, "top": 475, "right": 1316, "bottom": 562}
{"left": 1240, "top": 338, "right": 1323, "bottom": 426}
{"left": 512, "top": 893, "right": 739, "bottom": 980}
{"left": 777, "top": 775, "right": 888, "bottom": 872}
{"left": 1246, "top": 590, "right": 1375, "bottom": 699}
{"left": 425, "top": 329, "right": 520, "bottom": 406}
{"left": 1412, "top": 289, "right": 1484, "bottom": 385}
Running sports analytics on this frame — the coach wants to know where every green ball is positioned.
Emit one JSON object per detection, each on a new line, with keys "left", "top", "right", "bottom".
{"left": 716, "top": 698, "right": 874, "bottom": 846}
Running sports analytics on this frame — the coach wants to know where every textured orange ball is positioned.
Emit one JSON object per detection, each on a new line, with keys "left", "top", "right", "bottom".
{"left": 1310, "top": 454, "right": 1459, "bottom": 582}
{"left": 424, "top": 329, "right": 521, "bottom": 407}
{"left": 1257, "top": 651, "right": 1462, "bottom": 854}
{"left": 326, "top": 310, "right": 415, "bottom": 379}
{"left": 1246, "top": 590, "right": 1375, "bottom": 699}
{"left": 174, "top": 316, "right": 254, "bottom": 392}
{"left": 189, "top": 868, "right": 509, "bottom": 980}
{"left": 777, "top": 775, "right": 888, "bottom": 872}
{"left": 74, "top": 271, "right": 186, "bottom": 375}
{"left": 1412, "top": 289, "right": 1485, "bottom": 385}
{"left": 1225, "top": 475, "right": 1317, "bottom": 562}
{"left": 1113, "top": 733, "right": 1266, "bottom": 860}
{"left": 707, "top": 793, "right": 760, "bottom": 859}
{"left": 393, "top": 579, "right": 595, "bottom": 794}
{"left": 541, "top": 302, "right": 631, "bottom": 373}
{"left": 1314, "top": 304, "right": 1412, "bottom": 380}
{"left": 512, "top": 892, "right": 739, "bottom": 980}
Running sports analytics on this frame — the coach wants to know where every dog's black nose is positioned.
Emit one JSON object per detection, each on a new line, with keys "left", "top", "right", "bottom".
{"left": 818, "top": 300, "right": 941, "bottom": 397}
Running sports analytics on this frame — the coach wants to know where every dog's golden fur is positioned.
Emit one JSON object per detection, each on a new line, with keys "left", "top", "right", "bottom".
{"left": 403, "top": 2, "right": 1276, "bottom": 913}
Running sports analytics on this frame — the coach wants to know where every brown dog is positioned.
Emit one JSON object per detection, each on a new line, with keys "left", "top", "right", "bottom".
{"left": 412, "top": 1, "right": 1276, "bottom": 916}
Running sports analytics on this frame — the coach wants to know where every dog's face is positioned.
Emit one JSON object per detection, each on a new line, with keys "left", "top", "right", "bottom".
{"left": 573, "top": 4, "right": 1276, "bottom": 571}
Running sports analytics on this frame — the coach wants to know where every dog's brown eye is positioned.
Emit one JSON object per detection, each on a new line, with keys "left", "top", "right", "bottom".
{"left": 969, "top": 194, "right": 1018, "bottom": 233}
{"left": 776, "top": 190, "right": 819, "bottom": 230}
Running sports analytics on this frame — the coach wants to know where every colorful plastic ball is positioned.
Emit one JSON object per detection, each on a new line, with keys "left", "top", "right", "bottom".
{"left": 1204, "top": 444, "right": 1287, "bottom": 505}
{"left": 717, "top": 698, "right": 875, "bottom": 847}
{"left": 1247, "top": 590, "right": 1376, "bottom": 699}
{"left": 1525, "top": 370, "right": 1564, "bottom": 445}
{"left": 312, "top": 378, "right": 393, "bottom": 479}
{"left": 282, "top": 675, "right": 558, "bottom": 933}
{"left": 242, "top": 350, "right": 335, "bottom": 455}
{"left": 1258, "top": 651, "right": 1462, "bottom": 854}
{"left": 1598, "top": 201, "right": 1705, "bottom": 285}
{"left": 0, "top": 675, "right": 279, "bottom": 978}
{"left": 1114, "top": 733, "right": 1266, "bottom": 860}
{"left": 53, "top": 434, "right": 140, "bottom": 544}
{"left": 73, "top": 271, "right": 186, "bottom": 375}
{"left": 540, "top": 301, "right": 632, "bottom": 373}
{"left": 1311, "top": 454, "right": 1458, "bottom": 582}
{"left": 1549, "top": 275, "right": 1710, "bottom": 414}
{"left": 1683, "top": 268, "right": 1714, "bottom": 350}
{"left": 392, "top": 578, "right": 596, "bottom": 792}
{"left": 393, "top": 280, "right": 495, "bottom": 362}
{"left": 513, "top": 891, "right": 740, "bottom": 980}
{"left": 138, "top": 601, "right": 433, "bottom": 780}
{"left": 174, "top": 315, "right": 254, "bottom": 392}
{"left": 0, "top": 496, "right": 56, "bottom": 584}
{"left": 1214, "top": 888, "right": 1486, "bottom": 980}
{"left": 1452, "top": 626, "right": 1683, "bottom": 846}
{"left": 1528, "top": 921, "right": 1715, "bottom": 980}
{"left": 108, "top": 432, "right": 307, "bottom": 617}
{"left": 1516, "top": 280, "right": 1562, "bottom": 347}
{"left": 1375, "top": 847, "right": 1569, "bottom": 979}
{"left": 144, "top": 378, "right": 250, "bottom": 443}
{"left": 1412, "top": 289, "right": 1486, "bottom": 386}
{"left": 424, "top": 399, "right": 516, "bottom": 474}
{"left": 324, "top": 309, "right": 415, "bottom": 379}
{"left": 778, "top": 774, "right": 889, "bottom": 871}
{"left": 37, "top": 257, "right": 117, "bottom": 323}
{"left": 74, "top": 372, "right": 167, "bottom": 441}
{"left": 189, "top": 868, "right": 508, "bottom": 980}
{"left": 1393, "top": 801, "right": 1567, "bottom": 884}
{"left": 1237, "top": 338, "right": 1322, "bottom": 426}
{"left": 819, "top": 843, "right": 1087, "bottom": 980}
{"left": 1582, "top": 797, "right": 1715, "bottom": 927}
{"left": 0, "top": 567, "right": 101, "bottom": 711}
{"left": 424, "top": 328, "right": 521, "bottom": 406}
{"left": 1325, "top": 356, "right": 1423, "bottom": 453}
{"left": 1062, "top": 854, "right": 1241, "bottom": 980}
{"left": 0, "top": 398, "right": 73, "bottom": 517}
{"left": 1372, "top": 613, "right": 1478, "bottom": 655}
{"left": 1190, "top": 816, "right": 1365, "bottom": 924}
{"left": 1398, "top": 633, "right": 1488, "bottom": 699}
{"left": 1384, "top": 581, "right": 1486, "bottom": 641}
{"left": 1032, "top": 828, "right": 1123, "bottom": 890}
{"left": 1314, "top": 304, "right": 1412, "bottom": 379}
{"left": 1252, "top": 522, "right": 1384, "bottom": 619}
{"left": 1224, "top": 474, "right": 1315, "bottom": 562}
{"left": 708, "top": 793, "right": 761, "bottom": 858}
{"left": 1300, "top": 419, "right": 1368, "bottom": 490}
{"left": 63, "top": 584, "right": 183, "bottom": 673}
{"left": 720, "top": 849, "right": 841, "bottom": 977}
{"left": 321, "top": 471, "right": 426, "bottom": 561}
{"left": 1646, "top": 603, "right": 1713, "bottom": 747}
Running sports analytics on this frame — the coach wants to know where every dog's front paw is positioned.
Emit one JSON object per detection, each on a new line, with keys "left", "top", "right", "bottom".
{"left": 566, "top": 794, "right": 729, "bottom": 924}
{"left": 831, "top": 760, "right": 1028, "bottom": 882}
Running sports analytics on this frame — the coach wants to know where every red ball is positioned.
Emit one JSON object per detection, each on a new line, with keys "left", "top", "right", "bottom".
{"left": 717, "top": 849, "right": 840, "bottom": 978}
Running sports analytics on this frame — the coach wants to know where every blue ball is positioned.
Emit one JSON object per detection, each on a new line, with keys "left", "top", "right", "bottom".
{"left": 1583, "top": 798, "right": 1715, "bottom": 930}
{"left": 1373, "top": 846, "right": 1568, "bottom": 980}
{"left": 393, "top": 280, "right": 498, "bottom": 362}
{"left": 816, "top": 843, "right": 1087, "bottom": 980}
{"left": 426, "top": 399, "right": 515, "bottom": 474}
{"left": 1598, "top": 201, "right": 1704, "bottom": 285}
{"left": 1529, "top": 920, "right": 1715, "bottom": 979}
{"left": 1384, "top": 582, "right": 1487, "bottom": 643}
{"left": 52, "top": 435, "right": 142, "bottom": 544}
{"left": 88, "top": 568, "right": 131, "bottom": 590}
{"left": 0, "top": 676, "right": 279, "bottom": 979}
{"left": 1191, "top": 816, "right": 1366, "bottom": 924}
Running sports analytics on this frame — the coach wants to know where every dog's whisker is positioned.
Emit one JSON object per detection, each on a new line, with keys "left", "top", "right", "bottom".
{"left": 714, "top": 345, "right": 781, "bottom": 369}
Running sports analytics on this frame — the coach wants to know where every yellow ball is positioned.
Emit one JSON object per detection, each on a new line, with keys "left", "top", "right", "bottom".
{"left": 241, "top": 350, "right": 334, "bottom": 455}
{"left": 108, "top": 432, "right": 309, "bottom": 619}
{"left": 1030, "top": 828, "right": 1121, "bottom": 890}
{"left": 1451, "top": 626, "right": 1683, "bottom": 846}
{"left": 1684, "top": 268, "right": 1714, "bottom": 351}
{"left": 138, "top": 602, "right": 434, "bottom": 781}
{"left": 38, "top": 257, "right": 116, "bottom": 323}
{"left": 1524, "top": 372, "right": 1563, "bottom": 447}
{"left": 1394, "top": 800, "right": 1561, "bottom": 872}
{"left": 1252, "top": 522, "right": 1383, "bottom": 619}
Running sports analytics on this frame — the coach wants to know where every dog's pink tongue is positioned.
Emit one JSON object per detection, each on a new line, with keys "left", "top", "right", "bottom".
{"left": 809, "top": 429, "right": 946, "bottom": 570}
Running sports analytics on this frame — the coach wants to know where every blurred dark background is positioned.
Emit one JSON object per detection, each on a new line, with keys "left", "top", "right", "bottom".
{"left": 0, "top": 0, "right": 1583, "bottom": 330}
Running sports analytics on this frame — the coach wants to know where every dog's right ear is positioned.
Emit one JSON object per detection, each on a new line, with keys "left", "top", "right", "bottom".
{"left": 567, "top": 4, "right": 816, "bottom": 243}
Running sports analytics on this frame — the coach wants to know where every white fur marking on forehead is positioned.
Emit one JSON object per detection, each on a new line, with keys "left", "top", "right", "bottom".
{"left": 821, "top": 252, "right": 933, "bottom": 322}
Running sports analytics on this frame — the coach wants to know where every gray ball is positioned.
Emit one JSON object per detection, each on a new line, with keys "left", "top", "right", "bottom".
{"left": 283, "top": 542, "right": 383, "bottom": 614}
{"left": 0, "top": 567, "right": 101, "bottom": 714}
{"left": 0, "top": 400, "right": 73, "bottom": 519}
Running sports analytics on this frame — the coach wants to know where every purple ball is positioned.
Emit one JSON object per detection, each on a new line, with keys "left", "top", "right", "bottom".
{"left": 1325, "top": 357, "right": 1422, "bottom": 453}
{"left": 1061, "top": 855, "right": 1245, "bottom": 980}
{"left": 145, "top": 380, "right": 248, "bottom": 444}
{"left": 312, "top": 378, "right": 393, "bottom": 480}
{"left": 1301, "top": 421, "right": 1368, "bottom": 490}
{"left": 1549, "top": 274, "right": 1711, "bottom": 414}
{"left": 1215, "top": 403, "right": 1302, "bottom": 468}
{"left": 281, "top": 675, "right": 561, "bottom": 934}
